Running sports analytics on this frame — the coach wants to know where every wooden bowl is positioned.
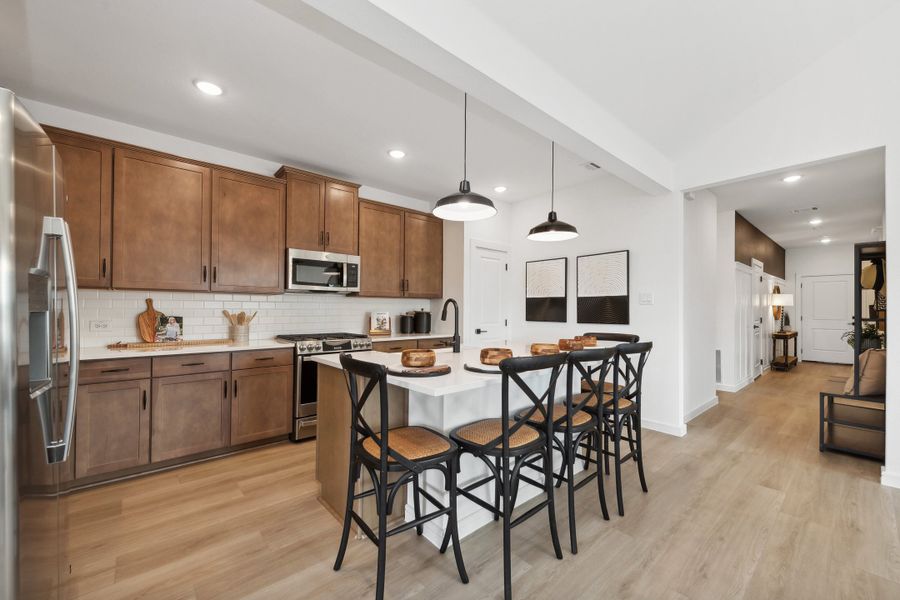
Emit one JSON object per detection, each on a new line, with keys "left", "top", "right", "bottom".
{"left": 530, "top": 343, "right": 560, "bottom": 356}
{"left": 574, "top": 335, "right": 597, "bottom": 347}
{"left": 559, "top": 339, "right": 584, "bottom": 351}
{"left": 480, "top": 347, "right": 513, "bottom": 365}
{"left": 401, "top": 349, "right": 436, "bottom": 368}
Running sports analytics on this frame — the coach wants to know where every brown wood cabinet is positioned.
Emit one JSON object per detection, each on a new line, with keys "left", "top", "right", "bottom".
{"left": 112, "top": 148, "right": 211, "bottom": 291}
{"left": 358, "top": 200, "right": 444, "bottom": 299}
{"left": 46, "top": 128, "right": 113, "bottom": 288}
{"left": 211, "top": 169, "right": 285, "bottom": 293}
{"left": 278, "top": 166, "right": 359, "bottom": 255}
{"left": 151, "top": 371, "right": 230, "bottom": 462}
{"left": 230, "top": 365, "right": 292, "bottom": 445}
{"left": 371, "top": 339, "right": 418, "bottom": 353}
{"left": 359, "top": 201, "right": 404, "bottom": 297}
{"left": 74, "top": 379, "right": 150, "bottom": 478}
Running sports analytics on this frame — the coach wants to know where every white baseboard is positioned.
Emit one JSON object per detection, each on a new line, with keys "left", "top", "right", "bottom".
{"left": 716, "top": 377, "right": 751, "bottom": 393}
{"left": 642, "top": 418, "right": 687, "bottom": 437}
{"left": 881, "top": 467, "right": 900, "bottom": 490}
{"left": 684, "top": 396, "right": 719, "bottom": 423}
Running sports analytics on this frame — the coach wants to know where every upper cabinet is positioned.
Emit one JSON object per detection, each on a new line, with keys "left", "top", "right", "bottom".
{"left": 46, "top": 128, "right": 113, "bottom": 288}
{"left": 277, "top": 166, "right": 359, "bottom": 255}
{"left": 211, "top": 170, "right": 285, "bottom": 293}
{"left": 358, "top": 200, "right": 443, "bottom": 299}
{"left": 112, "top": 148, "right": 211, "bottom": 291}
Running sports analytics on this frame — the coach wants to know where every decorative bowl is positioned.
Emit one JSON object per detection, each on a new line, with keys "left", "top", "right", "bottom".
{"left": 530, "top": 343, "right": 560, "bottom": 356}
{"left": 401, "top": 348, "right": 436, "bottom": 368}
{"left": 480, "top": 347, "right": 513, "bottom": 365}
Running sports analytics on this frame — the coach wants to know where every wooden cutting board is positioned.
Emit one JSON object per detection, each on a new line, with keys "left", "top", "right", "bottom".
{"left": 387, "top": 365, "right": 451, "bottom": 377}
{"left": 137, "top": 298, "right": 162, "bottom": 343}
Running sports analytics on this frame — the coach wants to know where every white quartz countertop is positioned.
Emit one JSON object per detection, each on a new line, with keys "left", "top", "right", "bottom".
{"left": 370, "top": 332, "right": 453, "bottom": 342}
{"left": 76, "top": 338, "right": 295, "bottom": 361}
{"left": 310, "top": 344, "right": 539, "bottom": 397}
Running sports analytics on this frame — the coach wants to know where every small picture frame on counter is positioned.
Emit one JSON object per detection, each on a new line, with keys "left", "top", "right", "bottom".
{"left": 155, "top": 314, "right": 183, "bottom": 342}
{"left": 369, "top": 312, "right": 391, "bottom": 336}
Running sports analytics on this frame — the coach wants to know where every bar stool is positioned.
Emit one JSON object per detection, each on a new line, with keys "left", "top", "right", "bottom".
{"left": 515, "top": 347, "right": 614, "bottom": 554}
{"left": 334, "top": 354, "right": 468, "bottom": 600}
{"left": 579, "top": 332, "right": 640, "bottom": 394}
{"left": 449, "top": 353, "right": 566, "bottom": 600}
{"left": 579, "top": 342, "right": 652, "bottom": 516}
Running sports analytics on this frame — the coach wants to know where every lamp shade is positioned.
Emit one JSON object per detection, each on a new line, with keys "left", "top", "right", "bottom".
{"left": 771, "top": 293, "right": 794, "bottom": 307}
{"left": 433, "top": 180, "right": 497, "bottom": 221}
{"left": 527, "top": 211, "right": 579, "bottom": 241}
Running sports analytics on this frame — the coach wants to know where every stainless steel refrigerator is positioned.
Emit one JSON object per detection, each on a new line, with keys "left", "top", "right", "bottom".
{"left": 0, "top": 88, "right": 80, "bottom": 599}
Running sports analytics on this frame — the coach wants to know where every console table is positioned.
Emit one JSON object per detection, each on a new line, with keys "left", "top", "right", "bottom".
{"left": 771, "top": 331, "right": 798, "bottom": 371}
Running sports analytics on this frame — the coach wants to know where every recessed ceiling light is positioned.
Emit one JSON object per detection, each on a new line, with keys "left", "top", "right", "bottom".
{"left": 194, "top": 80, "right": 223, "bottom": 96}
{"left": 388, "top": 149, "right": 406, "bottom": 159}
{"left": 821, "top": 237, "right": 832, "bottom": 244}
{"left": 809, "top": 218, "right": 823, "bottom": 226}
{"left": 494, "top": 186, "right": 507, "bottom": 193}
{"left": 782, "top": 174, "right": 803, "bottom": 183}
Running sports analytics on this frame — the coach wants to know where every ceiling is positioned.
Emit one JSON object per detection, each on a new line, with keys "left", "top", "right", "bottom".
{"left": 0, "top": 0, "right": 609, "bottom": 204}
{"left": 708, "top": 149, "right": 885, "bottom": 248}
{"left": 467, "top": 0, "right": 895, "bottom": 158}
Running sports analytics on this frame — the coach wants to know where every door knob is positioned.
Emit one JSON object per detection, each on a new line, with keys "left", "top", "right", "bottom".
{"left": 475, "top": 328, "right": 487, "bottom": 334}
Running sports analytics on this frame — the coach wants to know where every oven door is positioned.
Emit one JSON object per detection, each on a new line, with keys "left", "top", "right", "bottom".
{"left": 285, "top": 249, "right": 359, "bottom": 293}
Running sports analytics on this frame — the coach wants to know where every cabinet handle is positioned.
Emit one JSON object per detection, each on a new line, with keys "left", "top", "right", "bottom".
{"left": 224, "top": 380, "right": 227, "bottom": 398}
{"left": 142, "top": 390, "right": 147, "bottom": 410}
{"left": 319, "top": 231, "right": 324, "bottom": 246}
{"left": 101, "top": 367, "right": 129, "bottom": 374}
{"left": 203, "top": 265, "right": 207, "bottom": 282}
{"left": 181, "top": 362, "right": 204, "bottom": 367}
{"left": 234, "top": 380, "right": 238, "bottom": 397}
{"left": 255, "top": 357, "right": 274, "bottom": 362}
{"left": 325, "top": 231, "right": 330, "bottom": 246}
{"left": 101, "top": 257, "right": 107, "bottom": 278}
{"left": 213, "top": 266, "right": 217, "bottom": 283}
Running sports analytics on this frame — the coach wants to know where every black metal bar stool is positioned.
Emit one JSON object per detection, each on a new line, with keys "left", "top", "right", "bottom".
{"left": 579, "top": 332, "right": 640, "bottom": 394}
{"left": 334, "top": 353, "right": 468, "bottom": 600}
{"left": 448, "top": 353, "right": 566, "bottom": 600}
{"left": 514, "top": 347, "right": 614, "bottom": 554}
{"left": 579, "top": 342, "right": 652, "bottom": 516}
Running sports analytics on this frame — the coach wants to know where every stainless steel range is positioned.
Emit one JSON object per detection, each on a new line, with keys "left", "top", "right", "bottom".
{"left": 277, "top": 332, "right": 373, "bottom": 440}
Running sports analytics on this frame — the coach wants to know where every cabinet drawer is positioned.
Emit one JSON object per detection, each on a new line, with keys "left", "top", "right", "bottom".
{"left": 417, "top": 338, "right": 453, "bottom": 350}
{"left": 372, "top": 340, "right": 418, "bottom": 353}
{"left": 152, "top": 352, "right": 231, "bottom": 377}
{"left": 73, "top": 358, "right": 152, "bottom": 385}
{"left": 231, "top": 348, "right": 293, "bottom": 370}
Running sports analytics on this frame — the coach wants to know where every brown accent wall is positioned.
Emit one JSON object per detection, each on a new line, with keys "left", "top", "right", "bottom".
{"left": 734, "top": 212, "right": 786, "bottom": 279}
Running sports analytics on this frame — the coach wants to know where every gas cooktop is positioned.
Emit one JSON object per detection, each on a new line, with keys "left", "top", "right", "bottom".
{"left": 276, "top": 332, "right": 368, "bottom": 342}
{"left": 277, "top": 332, "right": 372, "bottom": 355}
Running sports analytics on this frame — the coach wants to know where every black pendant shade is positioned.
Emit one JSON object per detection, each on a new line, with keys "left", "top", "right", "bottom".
{"left": 433, "top": 93, "right": 497, "bottom": 222}
{"left": 527, "top": 141, "right": 578, "bottom": 241}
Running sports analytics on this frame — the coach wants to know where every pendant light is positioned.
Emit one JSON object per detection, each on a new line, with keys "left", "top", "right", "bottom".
{"left": 527, "top": 141, "right": 578, "bottom": 241}
{"left": 433, "top": 93, "right": 497, "bottom": 221}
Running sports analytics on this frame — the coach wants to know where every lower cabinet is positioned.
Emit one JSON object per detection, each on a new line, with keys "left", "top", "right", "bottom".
{"left": 151, "top": 371, "right": 230, "bottom": 463}
{"left": 74, "top": 379, "right": 151, "bottom": 479}
{"left": 230, "top": 365, "right": 293, "bottom": 445}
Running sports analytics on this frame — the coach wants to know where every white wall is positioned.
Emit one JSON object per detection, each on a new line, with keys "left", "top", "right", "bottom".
{"left": 461, "top": 200, "right": 512, "bottom": 346}
{"left": 502, "top": 178, "right": 686, "bottom": 436}
{"left": 683, "top": 191, "right": 718, "bottom": 421}
{"left": 715, "top": 209, "right": 738, "bottom": 388}
{"left": 675, "top": 3, "right": 900, "bottom": 488}
{"left": 431, "top": 220, "right": 465, "bottom": 335}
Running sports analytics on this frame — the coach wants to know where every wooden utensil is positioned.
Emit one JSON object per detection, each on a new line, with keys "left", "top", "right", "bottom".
{"left": 138, "top": 298, "right": 162, "bottom": 343}
{"left": 480, "top": 347, "right": 513, "bottom": 365}
{"left": 574, "top": 335, "right": 597, "bottom": 347}
{"left": 559, "top": 339, "right": 584, "bottom": 351}
{"left": 530, "top": 343, "right": 560, "bottom": 356}
{"left": 401, "top": 349, "right": 436, "bottom": 367}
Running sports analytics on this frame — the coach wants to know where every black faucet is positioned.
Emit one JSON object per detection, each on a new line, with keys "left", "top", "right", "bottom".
{"left": 440, "top": 298, "right": 461, "bottom": 353}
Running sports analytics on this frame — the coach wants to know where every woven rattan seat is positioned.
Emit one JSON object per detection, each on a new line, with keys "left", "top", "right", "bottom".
{"left": 454, "top": 419, "right": 540, "bottom": 449}
{"left": 573, "top": 392, "right": 633, "bottom": 411}
{"left": 580, "top": 379, "right": 624, "bottom": 394}
{"left": 516, "top": 403, "right": 592, "bottom": 427}
{"left": 361, "top": 426, "right": 452, "bottom": 462}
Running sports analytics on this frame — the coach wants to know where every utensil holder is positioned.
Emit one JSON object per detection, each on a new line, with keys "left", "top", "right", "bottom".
{"left": 231, "top": 324, "right": 250, "bottom": 346}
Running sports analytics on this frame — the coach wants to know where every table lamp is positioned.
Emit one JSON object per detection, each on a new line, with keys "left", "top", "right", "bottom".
{"left": 771, "top": 293, "right": 794, "bottom": 332}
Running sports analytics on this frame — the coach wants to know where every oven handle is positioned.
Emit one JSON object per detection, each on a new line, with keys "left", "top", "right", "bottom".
{"left": 294, "top": 354, "right": 303, "bottom": 419}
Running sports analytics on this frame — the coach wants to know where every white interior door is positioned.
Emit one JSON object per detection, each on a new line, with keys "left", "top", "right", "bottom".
{"left": 800, "top": 274, "right": 854, "bottom": 364}
{"left": 735, "top": 268, "right": 753, "bottom": 385}
{"left": 469, "top": 241, "right": 510, "bottom": 346}
{"left": 751, "top": 261, "right": 764, "bottom": 378}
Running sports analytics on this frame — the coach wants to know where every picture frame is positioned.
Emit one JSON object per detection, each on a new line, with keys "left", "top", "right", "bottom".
{"left": 369, "top": 311, "right": 392, "bottom": 336}
{"left": 155, "top": 314, "right": 184, "bottom": 342}
{"left": 525, "top": 257, "right": 568, "bottom": 322}
{"left": 576, "top": 250, "right": 630, "bottom": 324}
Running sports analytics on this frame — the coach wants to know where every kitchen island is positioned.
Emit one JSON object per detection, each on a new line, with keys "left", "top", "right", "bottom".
{"left": 311, "top": 345, "right": 592, "bottom": 547}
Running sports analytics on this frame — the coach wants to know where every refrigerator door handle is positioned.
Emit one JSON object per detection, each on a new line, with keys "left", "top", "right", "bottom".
{"left": 31, "top": 216, "right": 79, "bottom": 463}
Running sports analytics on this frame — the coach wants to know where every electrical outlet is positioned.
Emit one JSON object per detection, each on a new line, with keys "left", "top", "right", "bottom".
{"left": 89, "top": 320, "right": 111, "bottom": 332}
{"left": 639, "top": 292, "right": 654, "bottom": 306}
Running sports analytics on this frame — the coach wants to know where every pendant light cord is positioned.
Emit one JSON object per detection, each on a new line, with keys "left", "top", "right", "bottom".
{"left": 551, "top": 141, "right": 555, "bottom": 212}
{"left": 463, "top": 93, "right": 468, "bottom": 181}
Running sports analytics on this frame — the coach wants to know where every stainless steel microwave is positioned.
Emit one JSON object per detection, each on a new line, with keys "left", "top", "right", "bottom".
{"left": 286, "top": 249, "right": 360, "bottom": 293}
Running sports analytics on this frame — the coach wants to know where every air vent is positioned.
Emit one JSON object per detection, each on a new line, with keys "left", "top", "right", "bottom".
{"left": 584, "top": 162, "right": 602, "bottom": 171}
{"left": 715, "top": 350, "right": 721, "bottom": 384}
{"left": 791, "top": 206, "right": 818, "bottom": 214}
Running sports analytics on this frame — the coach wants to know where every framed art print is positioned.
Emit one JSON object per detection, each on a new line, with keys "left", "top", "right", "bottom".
{"left": 525, "top": 257, "right": 567, "bottom": 322}
{"left": 577, "top": 250, "right": 629, "bottom": 324}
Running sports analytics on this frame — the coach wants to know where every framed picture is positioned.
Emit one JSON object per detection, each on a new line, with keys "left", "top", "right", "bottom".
{"left": 525, "top": 257, "right": 567, "bottom": 322}
{"left": 577, "top": 250, "right": 629, "bottom": 324}
{"left": 155, "top": 314, "right": 184, "bottom": 342}
{"left": 369, "top": 311, "right": 391, "bottom": 336}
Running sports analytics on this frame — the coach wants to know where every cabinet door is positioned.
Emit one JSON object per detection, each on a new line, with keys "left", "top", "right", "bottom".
{"left": 358, "top": 201, "right": 404, "bottom": 297}
{"left": 211, "top": 170, "right": 285, "bottom": 293}
{"left": 151, "top": 372, "right": 229, "bottom": 462}
{"left": 231, "top": 365, "right": 292, "bottom": 445}
{"left": 74, "top": 379, "right": 150, "bottom": 478}
{"left": 371, "top": 339, "right": 418, "bottom": 353}
{"left": 48, "top": 130, "right": 113, "bottom": 288}
{"left": 112, "top": 148, "right": 211, "bottom": 290}
{"left": 285, "top": 171, "right": 325, "bottom": 251}
{"left": 324, "top": 181, "right": 359, "bottom": 255}
{"left": 403, "top": 212, "right": 443, "bottom": 298}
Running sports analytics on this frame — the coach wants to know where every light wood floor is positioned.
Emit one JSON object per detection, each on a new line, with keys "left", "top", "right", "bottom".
{"left": 59, "top": 362, "right": 900, "bottom": 599}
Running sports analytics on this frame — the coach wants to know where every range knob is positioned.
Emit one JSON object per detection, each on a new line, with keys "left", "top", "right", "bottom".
{"left": 305, "top": 343, "right": 315, "bottom": 352}
{"left": 315, "top": 344, "right": 322, "bottom": 351}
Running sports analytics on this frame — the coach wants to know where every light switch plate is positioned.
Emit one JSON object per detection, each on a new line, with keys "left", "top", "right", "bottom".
{"left": 89, "top": 320, "right": 111, "bottom": 332}
{"left": 639, "top": 293, "right": 654, "bottom": 306}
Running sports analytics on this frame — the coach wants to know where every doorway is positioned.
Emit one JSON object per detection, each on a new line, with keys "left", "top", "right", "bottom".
{"left": 800, "top": 274, "right": 854, "bottom": 364}
{"left": 467, "top": 239, "right": 510, "bottom": 346}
